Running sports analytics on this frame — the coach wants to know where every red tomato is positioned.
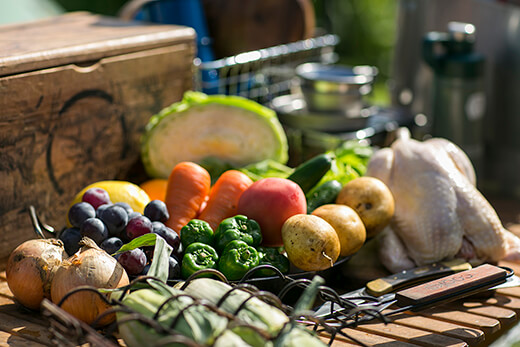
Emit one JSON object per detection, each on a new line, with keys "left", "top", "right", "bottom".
{"left": 237, "top": 177, "right": 307, "bottom": 247}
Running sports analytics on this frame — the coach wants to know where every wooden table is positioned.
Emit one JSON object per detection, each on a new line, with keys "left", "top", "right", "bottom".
{"left": 3, "top": 264, "right": 520, "bottom": 346}
{"left": 0, "top": 196, "right": 519, "bottom": 346}
{"left": 314, "top": 260, "right": 520, "bottom": 346}
{"left": 313, "top": 195, "right": 520, "bottom": 346}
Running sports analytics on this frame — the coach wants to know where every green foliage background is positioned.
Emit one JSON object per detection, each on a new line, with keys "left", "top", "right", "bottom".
{"left": 54, "top": 0, "right": 128, "bottom": 16}
{"left": 312, "top": 0, "right": 397, "bottom": 105}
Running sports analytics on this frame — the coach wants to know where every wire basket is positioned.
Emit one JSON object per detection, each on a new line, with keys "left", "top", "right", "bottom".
{"left": 40, "top": 268, "right": 390, "bottom": 347}
{"left": 195, "top": 34, "right": 339, "bottom": 105}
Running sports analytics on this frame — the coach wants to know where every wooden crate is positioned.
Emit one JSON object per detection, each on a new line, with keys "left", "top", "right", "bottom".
{"left": 0, "top": 12, "right": 196, "bottom": 268}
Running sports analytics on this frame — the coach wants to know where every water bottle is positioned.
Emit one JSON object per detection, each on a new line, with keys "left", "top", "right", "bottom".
{"left": 423, "top": 22, "right": 486, "bottom": 174}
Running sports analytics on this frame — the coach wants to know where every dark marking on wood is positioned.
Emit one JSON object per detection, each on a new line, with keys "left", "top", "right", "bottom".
{"left": 47, "top": 89, "right": 117, "bottom": 195}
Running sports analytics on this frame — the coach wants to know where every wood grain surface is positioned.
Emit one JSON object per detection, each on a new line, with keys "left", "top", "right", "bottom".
{"left": 0, "top": 264, "right": 519, "bottom": 345}
{"left": 0, "top": 11, "right": 196, "bottom": 77}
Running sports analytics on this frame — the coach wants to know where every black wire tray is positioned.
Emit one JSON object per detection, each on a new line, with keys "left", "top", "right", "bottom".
{"left": 40, "top": 267, "right": 393, "bottom": 347}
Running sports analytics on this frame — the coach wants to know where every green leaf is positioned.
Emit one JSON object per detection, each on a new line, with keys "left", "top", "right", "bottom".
{"left": 113, "top": 233, "right": 158, "bottom": 255}
{"left": 317, "top": 140, "right": 373, "bottom": 186}
{"left": 293, "top": 276, "right": 325, "bottom": 314}
{"left": 147, "top": 235, "right": 173, "bottom": 283}
{"left": 112, "top": 233, "right": 172, "bottom": 283}
{"left": 239, "top": 159, "right": 294, "bottom": 181}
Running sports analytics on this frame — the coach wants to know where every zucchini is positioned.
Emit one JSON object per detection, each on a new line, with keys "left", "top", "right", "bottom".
{"left": 287, "top": 153, "right": 334, "bottom": 193}
{"left": 306, "top": 180, "right": 343, "bottom": 213}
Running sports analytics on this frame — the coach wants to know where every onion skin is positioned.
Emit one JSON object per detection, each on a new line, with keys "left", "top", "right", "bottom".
{"left": 6, "top": 239, "right": 67, "bottom": 310}
{"left": 50, "top": 238, "right": 129, "bottom": 326}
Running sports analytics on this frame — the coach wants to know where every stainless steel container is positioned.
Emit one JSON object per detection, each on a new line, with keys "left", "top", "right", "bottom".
{"left": 295, "top": 63, "right": 377, "bottom": 116}
{"left": 391, "top": 0, "right": 520, "bottom": 198}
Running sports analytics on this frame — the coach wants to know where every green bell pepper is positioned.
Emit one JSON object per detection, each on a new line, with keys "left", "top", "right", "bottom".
{"left": 181, "top": 242, "right": 219, "bottom": 279}
{"left": 214, "top": 215, "right": 262, "bottom": 253}
{"left": 256, "top": 246, "right": 290, "bottom": 277}
{"left": 180, "top": 219, "right": 214, "bottom": 248}
{"left": 218, "top": 240, "right": 260, "bottom": 280}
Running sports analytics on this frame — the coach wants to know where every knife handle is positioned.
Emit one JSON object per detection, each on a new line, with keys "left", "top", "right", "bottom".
{"left": 394, "top": 263, "right": 508, "bottom": 308}
{"left": 366, "top": 259, "right": 472, "bottom": 296}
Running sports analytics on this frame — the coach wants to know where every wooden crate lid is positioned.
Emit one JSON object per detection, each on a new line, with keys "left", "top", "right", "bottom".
{"left": 0, "top": 11, "right": 196, "bottom": 77}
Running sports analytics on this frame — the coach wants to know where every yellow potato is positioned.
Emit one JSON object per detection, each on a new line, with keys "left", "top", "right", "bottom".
{"left": 336, "top": 176, "right": 394, "bottom": 238}
{"left": 281, "top": 214, "right": 340, "bottom": 271}
{"left": 312, "top": 204, "right": 366, "bottom": 257}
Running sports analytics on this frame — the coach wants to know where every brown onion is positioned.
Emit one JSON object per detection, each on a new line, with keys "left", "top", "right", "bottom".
{"left": 50, "top": 237, "right": 129, "bottom": 326}
{"left": 6, "top": 238, "right": 67, "bottom": 310}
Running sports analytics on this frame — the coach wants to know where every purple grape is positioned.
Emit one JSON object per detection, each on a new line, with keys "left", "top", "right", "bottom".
{"left": 118, "top": 248, "right": 147, "bottom": 275}
{"left": 80, "top": 217, "right": 108, "bottom": 245}
{"left": 141, "top": 263, "right": 151, "bottom": 275}
{"left": 96, "top": 203, "right": 112, "bottom": 218}
{"left": 172, "top": 242, "right": 183, "bottom": 261}
{"left": 151, "top": 221, "right": 166, "bottom": 236}
{"left": 128, "top": 211, "right": 142, "bottom": 220}
{"left": 142, "top": 246, "right": 154, "bottom": 261}
{"left": 68, "top": 202, "right": 96, "bottom": 228}
{"left": 99, "top": 204, "right": 128, "bottom": 236}
{"left": 100, "top": 237, "right": 124, "bottom": 255}
{"left": 114, "top": 202, "right": 133, "bottom": 215}
{"left": 140, "top": 255, "right": 179, "bottom": 280}
{"left": 152, "top": 222, "right": 181, "bottom": 251}
{"left": 144, "top": 200, "right": 170, "bottom": 222}
{"left": 82, "top": 187, "right": 111, "bottom": 209}
{"left": 59, "top": 227, "right": 82, "bottom": 255}
{"left": 168, "top": 256, "right": 181, "bottom": 280}
{"left": 152, "top": 221, "right": 167, "bottom": 234}
{"left": 125, "top": 215, "right": 153, "bottom": 240}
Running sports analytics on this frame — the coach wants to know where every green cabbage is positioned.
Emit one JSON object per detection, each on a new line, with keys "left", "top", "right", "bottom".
{"left": 141, "top": 91, "right": 289, "bottom": 179}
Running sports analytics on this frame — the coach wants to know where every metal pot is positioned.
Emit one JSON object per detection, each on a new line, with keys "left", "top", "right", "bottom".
{"left": 270, "top": 94, "right": 373, "bottom": 133}
{"left": 296, "top": 63, "right": 377, "bottom": 115}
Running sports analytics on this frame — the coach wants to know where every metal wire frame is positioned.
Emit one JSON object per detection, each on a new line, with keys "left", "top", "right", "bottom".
{"left": 194, "top": 34, "right": 340, "bottom": 105}
{"left": 41, "top": 269, "right": 390, "bottom": 347}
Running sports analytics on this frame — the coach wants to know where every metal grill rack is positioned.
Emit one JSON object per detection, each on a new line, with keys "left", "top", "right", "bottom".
{"left": 40, "top": 270, "right": 389, "bottom": 347}
{"left": 41, "top": 262, "right": 515, "bottom": 347}
{"left": 195, "top": 34, "right": 339, "bottom": 105}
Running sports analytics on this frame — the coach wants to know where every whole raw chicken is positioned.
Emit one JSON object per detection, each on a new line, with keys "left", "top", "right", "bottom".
{"left": 367, "top": 129, "right": 520, "bottom": 273}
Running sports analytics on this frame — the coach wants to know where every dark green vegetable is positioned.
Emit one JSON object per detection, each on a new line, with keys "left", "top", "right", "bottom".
{"left": 181, "top": 242, "right": 219, "bottom": 279}
{"left": 181, "top": 277, "right": 328, "bottom": 345}
{"left": 180, "top": 219, "right": 214, "bottom": 248}
{"left": 287, "top": 153, "right": 335, "bottom": 193}
{"left": 256, "top": 246, "right": 290, "bottom": 276}
{"left": 218, "top": 240, "right": 260, "bottom": 280}
{"left": 214, "top": 215, "right": 262, "bottom": 253}
{"left": 318, "top": 140, "right": 373, "bottom": 186}
{"left": 116, "top": 232, "right": 327, "bottom": 346}
{"left": 306, "top": 180, "right": 344, "bottom": 213}
{"left": 239, "top": 159, "right": 295, "bottom": 181}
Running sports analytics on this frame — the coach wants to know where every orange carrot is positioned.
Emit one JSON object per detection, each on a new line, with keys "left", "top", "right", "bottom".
{"left": 198, "top": 170, "right": 253, "bottom": 230}
{"left": 197, "top": 194, "right": 210, "bottom": 216}
{"left": 164, "top": 162, "right": 211, "bottom": 235}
